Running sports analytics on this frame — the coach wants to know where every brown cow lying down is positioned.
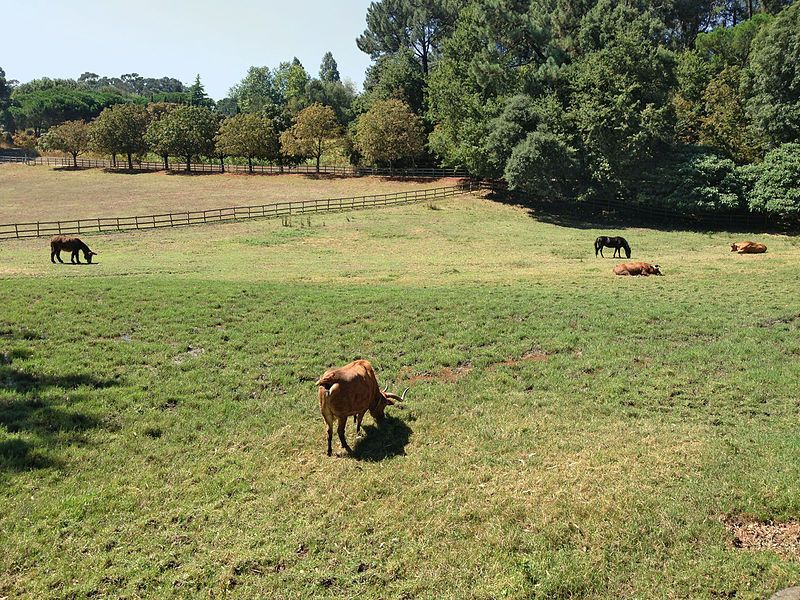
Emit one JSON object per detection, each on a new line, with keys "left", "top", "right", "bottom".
{"left": 50, "top": 235, "right": 97, "bottom": 264}
{"left": 731, "top": 241, "right": 767, "bottom": 254}
{"left": 316, "top": 359, "right": 407, "bottom": 456}
{"left": 613, "top": 262, "right": 662, "bottom": 276}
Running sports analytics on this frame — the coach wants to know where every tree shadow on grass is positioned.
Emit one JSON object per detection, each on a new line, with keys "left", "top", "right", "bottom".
{"left": 101, "top": 168, "right": 155, "bottom": 175}
{"left": 353, "top": 415, "right": 412, "bottom": 461}
{"left": 0, "top": 363, "right": 118, "bottom": 473}
{"left": 53, "top": 166, "right": 91, "bottom": 172}
{"left": 165, "top": 170, "right": 220, "bottom": 177}
{"left": 487, "top": 188, "right": 789, "bottom": 235}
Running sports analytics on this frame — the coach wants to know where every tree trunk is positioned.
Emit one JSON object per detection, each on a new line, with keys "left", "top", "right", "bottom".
{"left": 747, "top": 0, "right": 753, "bottom": 18}
{"left": 112, "top": 153, "right": 117, "bottom": 168}
{"left": 185, "top": 155, "right": 191, "bottom": 172}
{"left": 316, "top": 154, "right": 320, "bottom": 173}
{"left": 72, "top": 152, "right": 78, "bottom": 168}
{"left": 163, "top": 154, "right": 169, "bottom": 170}
{"left": 248, "top": 157, "right": 253, "bottom": 174}
{"left": 127, "top": 152, "right": 133, "bottom": 170}
{"left": 220, "top": 156, "right": 225, "bottom": 173}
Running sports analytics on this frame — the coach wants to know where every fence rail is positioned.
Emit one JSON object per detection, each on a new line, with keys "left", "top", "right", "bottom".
{"left": 0, "top": 155, "right": 470, "bottom": 179}
{"left": 0, "top": 182, "right": 479, "bottom": 241}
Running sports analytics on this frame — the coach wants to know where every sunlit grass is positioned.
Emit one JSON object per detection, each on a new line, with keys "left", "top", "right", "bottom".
{"left": 1, "top": 192, "right": 799, "bottom": 598}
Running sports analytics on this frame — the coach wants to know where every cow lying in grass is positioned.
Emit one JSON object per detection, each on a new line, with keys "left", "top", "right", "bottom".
{"left": 731, "top": 241, "right": 767, "bottom": 254}
{"left": 613, "top": 262, "right": 662, "bottom": 276}
{"left": 316, "top": 359, "right": 407, "bottom": 456}
{"left": 50, "top": 235, "right": 97, "bottom": 264}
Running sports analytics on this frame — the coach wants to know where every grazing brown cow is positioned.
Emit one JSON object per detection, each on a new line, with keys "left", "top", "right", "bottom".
{"left": 316, "top": 359, "right": 407, "bottom": 456}
{"left": 50, "top": 235, "right": 97, "bottom": 264}
{"left": 731, "top": 241, "right": 767, "bottom": 254}
{"left": 613, "top": 262, "right": 662, "bottom": 276}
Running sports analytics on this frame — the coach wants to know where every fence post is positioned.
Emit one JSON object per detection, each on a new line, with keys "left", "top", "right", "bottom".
{"left": 36, "top": 222, "right": 40, "bottom": 237}
{"left": 14, "top": 224, "right": 19, "bottom": 239}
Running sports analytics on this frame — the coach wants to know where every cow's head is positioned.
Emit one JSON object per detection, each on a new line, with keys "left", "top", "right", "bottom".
{"left": 83, "top": 249, "right": 97, "bottom": 264}
{"left": 371, "top": 385, "right": 408, "bottom": 421}
{"left": 650, "top": 264, "right": 662, "bottom": 275}
{"left": 730, "top": 243, "right": 738, "bottom": 252}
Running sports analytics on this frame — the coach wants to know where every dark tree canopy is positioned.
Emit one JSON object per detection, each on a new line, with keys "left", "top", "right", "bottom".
{"left": 357, "top": 0, "right": 464, "bottom": 74}
{"left": 319, "top": 52, "right": 341, "bottom": 82}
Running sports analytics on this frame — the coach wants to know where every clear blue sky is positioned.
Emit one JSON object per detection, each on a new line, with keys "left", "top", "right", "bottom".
{"left": 3, "top": 0, "right": 376, "bottom": 99}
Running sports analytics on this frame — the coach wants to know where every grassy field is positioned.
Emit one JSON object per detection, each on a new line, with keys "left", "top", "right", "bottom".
{"left": 1, "top": 184, "right": 800, "bottom": 598}
{"left": 0, "top": 164, "right": 460, "bottom": 222}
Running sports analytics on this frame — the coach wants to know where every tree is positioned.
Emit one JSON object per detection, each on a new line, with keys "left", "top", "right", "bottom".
{"left": 699, "top": 67, "right": 762, "bottom": 162}
{"left": 280, "top": 103, "right": 341, "bottom": 172}
{"left": 567, "top": 4, "right": 675, "bottom": 195}
{"left": 10, "top": 85, "right": 130, "bottom": 136}
{"left": 230, "top": 66, "right": 281, "bottom": 114}
{"left": 38, "top": 120, "right": 92, "bottom": 167}
{"left": 747, "top": 2, "right": 800, "bottom": 146}
{"left": 0, "top": 67, "right": 14, "bottom": 137}
{"left": 357, "top": 0, "right": 464, "bottom": 75}
{"left": 746, "top": 143, "right": 800, "bottom": 218}
{"left": 144, "top": 102, "right": 179, "bottom": 169}
{"left": 12, "top": 130, "right": 37, "bottom": 157}
{"left": 92, "top": 103, "right": 150, "bottom": 169}
{"left": 319, "top": 52, "right": 341, "bottom": 82}
{"left": 355, "top": 99, "right": 425, "bottom": 167}
{"left": 189, "top": 74, "right": 214, "bottom": 108}
{"left": 361, "top": 50, "right": 425, "bottom": 114}
{"left": 274, "top": 58, "right": 310, "bottom": 110}
{"left": 144, "top": 105, "right": 218, "bottom": 171}
{"left": 215, "top": 113, "right": 279, "bottom": 172}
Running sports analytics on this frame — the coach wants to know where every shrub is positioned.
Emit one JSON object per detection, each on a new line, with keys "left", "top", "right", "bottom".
{"left": 746, "top": 143, "right": 800, "bottom": 219}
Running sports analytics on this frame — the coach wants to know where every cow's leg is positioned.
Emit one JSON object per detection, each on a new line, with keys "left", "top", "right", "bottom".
{"left": 600, "top": 247, "right": 604, "bottom": 257}
{"left": 55, "top": 250, "right": 64, "bottom": 263}
{"left": 320, "top": 408, "right": 335, "bottom": 456}
{"left": 355, "top": 412, "right": 365, "bottom": 436}
{"left": 51, "top": 249, "right": 56, "bottom": 263}
{"left": 337, "top": 417, "right": 352, "bottom": 454}
{"left": 74, "top": 250, "right": 82, "bottom": 264}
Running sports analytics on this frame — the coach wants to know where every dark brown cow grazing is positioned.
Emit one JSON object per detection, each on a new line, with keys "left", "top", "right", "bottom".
{"left": 316, "top": 359, "right": 407, "bottom": 456}
{"left": 50, "top": 235, "right": 97, "bottom": 264}
{"left": 613, "top": 262, "right": 662, "bottom": 276}
{"left": 731, "top": 241, "right": 767, "bottom": 254}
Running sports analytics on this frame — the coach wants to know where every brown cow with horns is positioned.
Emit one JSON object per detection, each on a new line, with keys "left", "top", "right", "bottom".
{"left": 316, "top": 359, "right": 407, "bottom": 456}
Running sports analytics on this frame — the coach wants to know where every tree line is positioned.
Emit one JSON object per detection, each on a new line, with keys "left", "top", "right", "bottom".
{"left": 2, "top": 0, "right": 799, "bottom": 219}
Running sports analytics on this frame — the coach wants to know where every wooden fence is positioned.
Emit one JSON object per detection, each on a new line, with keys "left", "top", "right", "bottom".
{"left": 0, "top": 182, "right": 479, "bottom": 241}
{"left": 0, "top": 155, "right": 470, "bottom": 179}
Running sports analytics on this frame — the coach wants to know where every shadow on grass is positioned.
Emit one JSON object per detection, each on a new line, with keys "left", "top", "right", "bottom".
{"left": 165, "top": 170, "right": 221, "bottom": 177}
{"left": 488, "top": 189, "right": 784, "bottom": 235}
{"left": 0, "top": 363, "right": 117, "bottom": 473}
{"left": 53, "top": 166, "right": 91, "bottom": 172}
{"left": 101, "top": 168, "right": 156, "bottom": 175}
{"left": 353, "top": 415, "right": 412, "bottom": 461}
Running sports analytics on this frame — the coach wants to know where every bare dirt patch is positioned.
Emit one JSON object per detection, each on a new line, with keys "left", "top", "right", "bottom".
{"left": 724, "top": 516, "right": 800, "bottom": 560}
{"left": 400, "top": 364, "right": 473, "bottom": 384}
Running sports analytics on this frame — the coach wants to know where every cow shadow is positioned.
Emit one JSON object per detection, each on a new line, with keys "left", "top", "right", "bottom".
{"left": 0, "top": 363, "right": 116, "bottom": 473}
{"left": 353, "top": 415, "right": 412, "bottom": 461}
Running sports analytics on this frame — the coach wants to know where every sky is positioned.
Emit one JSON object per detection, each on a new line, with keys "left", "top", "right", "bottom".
{"left": 2, "top": 0, "right": 376, "bottom": 99}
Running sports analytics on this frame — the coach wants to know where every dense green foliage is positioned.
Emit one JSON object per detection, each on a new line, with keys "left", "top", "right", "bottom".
{"left": 280, "top": 104, "right": 342, "bottom": 172}
{"left": 4, "top": 2, "right": 799, "bottom": 220}
{"left": 355, "top": 99, "right": 425, "bottom": 166}
{"left": 215, "top": 113, "right": 279, "bottom": 172}
{"left": 91, "top": 104, "right": 150, "bottom": 169}
{"left": 746, "top": 143, "right": 800, "bottom": 218}
{"left": 37, "top": 120, "right": 92, "bottom": 167}
{"left": 143, "top": 105, "right": 218, "bottom": 171}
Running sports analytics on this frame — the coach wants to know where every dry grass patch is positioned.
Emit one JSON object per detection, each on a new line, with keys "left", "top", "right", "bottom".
{"left": 0, "top": 164, "right": 462, "bottom": 222}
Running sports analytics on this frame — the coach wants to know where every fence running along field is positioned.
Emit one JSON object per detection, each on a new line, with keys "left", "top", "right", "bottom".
{"left": 0, "top": 182, "right": 480, "bottom": 241}
{"left": 0, "top": 155, "right": 470, "bottom": 179}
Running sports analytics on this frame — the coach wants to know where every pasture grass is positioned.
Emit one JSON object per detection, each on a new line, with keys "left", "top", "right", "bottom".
{"left": 1, "top": 192, "right": 800, "bottom": 598}
{"left": 0, "top": 164, "right": 461, "bottom": 222}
